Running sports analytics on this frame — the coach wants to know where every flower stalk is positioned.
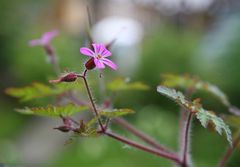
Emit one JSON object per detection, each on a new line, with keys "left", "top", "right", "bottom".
{"left": 79, "top": 69, "right": 105, "bottom": 132}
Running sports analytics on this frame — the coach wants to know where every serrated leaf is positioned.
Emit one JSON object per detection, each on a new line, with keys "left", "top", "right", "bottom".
{"left": 5, "top": 82, "right": 53, "bottom": 102}
{"left": 161, "top": 74, "right": 230, "bottom": 107}
{"left": 107, "top": 78, "right": 149, "bottom": 91}
{"left": 157, "top": 86, "right": 195, "bottom": 112}
{"left": 5, "top": 81, "right": 83, "bottom": 102}
{"left": 16, "top": 103, "right": 88, "bottom": 117}
{"left": 196, "top": 110, "right": 232, "bottom": 145}
{"left": 157, "top": 86, "right": 232, "bottom": 145}
{"left": 100, "top": 109, "right": 135, "bottom": 118}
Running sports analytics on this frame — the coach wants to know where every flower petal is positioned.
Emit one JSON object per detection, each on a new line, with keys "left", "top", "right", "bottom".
{"left": 92, "top": 43, "right": 104, "bottom": 54}
{"left": 42, "top": 30, "right": 59, "bottom": 44}
{"left": 101, "top": 48, "right": 112, "bottom": 57}
{"left": 29, "top": 39, "right": 43, "bottom": 46}
{"left": 102, "top": 58, "right": 118, "bottom": 70}
{"left": 94, "top": 58, "right": 105, "bottom": 69}
{"left": 80, "top": 47, "right": 95, "bottom": 57}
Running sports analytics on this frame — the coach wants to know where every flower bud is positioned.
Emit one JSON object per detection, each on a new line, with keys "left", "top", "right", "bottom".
{"left": 54, "top": 126, "right": 72, "bottom": 132}
{"left": 85, "top": 57, "right": 96, "bottom": 70}
{"left": 49, "top": 72, "right": 78, "bottom": 83}
{"left": 44, "top": 45, "right": 54, "bottom": 56}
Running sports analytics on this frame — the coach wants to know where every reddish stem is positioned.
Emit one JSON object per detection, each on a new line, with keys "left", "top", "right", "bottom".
{"left": 105, "top": 131, "right": 181, "bottom": 165}
{"left": 44, "top": 44, "right": 60, "bottom": 75}
{"left": 218, "top": 133, "right": 240, "bottom": 167}
{"left": 113, "top": 117, "right": 173, "bottom": 153}
{"left": 181, "top": 112, "right": 193, "bottom": 167}
{"left": 81, "top": 69, "right": 105, "bottom": 131}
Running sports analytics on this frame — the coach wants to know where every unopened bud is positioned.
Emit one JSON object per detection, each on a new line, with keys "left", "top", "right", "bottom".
{"left": 54, "top": 126, "right": 72, "bottom": 132}
{"left": 85, "top": 57, "right": 96, "bottom": 70}
{"left": 44, "top": 45, "right": 54, "bottom": 56}
{"left": 49, "top": 72, "right": 78, "bottom": 83}
{"left": 61, "top": 116, "right": 72, "bottom": 126}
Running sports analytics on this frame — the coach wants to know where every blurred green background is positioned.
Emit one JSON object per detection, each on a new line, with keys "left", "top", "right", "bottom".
{"left": 1, "top": 0, "right": 240, "bottom": 167}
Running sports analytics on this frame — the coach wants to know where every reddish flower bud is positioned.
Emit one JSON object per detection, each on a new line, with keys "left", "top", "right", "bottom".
{"left": 54, "top": 126, "right": 72, "bottom": 132}
{"left": 85, "top": 57, "right": 96, "bottom": 70}
{"left": 61, "top": 116, "right": 72, "bottom": 126}
{"left": 44, "top": 45, "right": 54, "bottom": 56}
{"left": 49, "top": 72, "right": 78, "bottom": 83}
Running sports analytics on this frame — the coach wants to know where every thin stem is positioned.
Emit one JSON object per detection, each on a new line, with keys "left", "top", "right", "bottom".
{"left": 69, "top": 92, "right": 175, "bottom": 155}
{"left": 44, "top": 45, "right": 60, "bottom": 75}
{"left": 182, "top": 112, "right": 193, "bottom": 167}
{"left": 179, "top": 108, "right": 187, "bottom": 153}
{"left": 113, "top": 117, "right": 172, "bottom": 153}
{"left": 67, "top": 93, "right": 173, "bottom": 154}
{"left": 218, "top": 133, "right": 240, "bottom": 167}
{"left": 179, "top": 89, "right": 194, "bottom": 165}
{"left": 86, "top": 6, "right": 94, "bottom": 44}
{"left": 105, "top": 131, "right": 181, "bottom": 165}
{"left": 81, "top": 69, "right": 105, "bottom": 131}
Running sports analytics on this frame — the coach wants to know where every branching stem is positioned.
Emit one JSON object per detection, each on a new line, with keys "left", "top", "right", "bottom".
{"left": 113, "top": 117, "right": 172, "bottom": 153}
{"left": 104, "top": 131, "right": 181, "bottom": 165}
{"left": 218, "top": 133, "right": 240, "bottom": 167}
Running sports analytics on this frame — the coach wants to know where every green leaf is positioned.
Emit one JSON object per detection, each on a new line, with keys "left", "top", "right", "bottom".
{"left": 157, "top": 86, "right": 232, "bottom": 145}
{"left": 161, "top": 74, "right": 230, "bottom": 107}
{"left": 100, "top": 109, "right": 135, "bottom": 118}
{"left": 107, "top": 78, "right": 149, "bottom": 91}
{"left": 5, "top": 81, "right": 83, "bottom": 102}
{"left": 196, "top": 110, "right": 232, "bottom": 145}
{"left": 86, "top": 109, "right": 135, "bottom": 127}
{"left": 157, "top": 86, "right": 194, "bottom": 112}
{"left": 16, "top": 103, "right": 88, "bottom": 117}
{"left": 5, "top": 82, "right": 53, "bottom": 102}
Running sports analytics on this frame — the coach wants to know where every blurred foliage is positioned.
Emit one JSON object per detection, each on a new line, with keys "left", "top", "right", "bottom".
{"left": 5, "top": 81, "right": 84, "bottom": 102}
{"left": 157, "top": 86, "right": 232, "bottom": 145}
{"left": 107, "top": 77, "right": 150, "bottom": 92}
{"left": 16, "top": 103, "right": 88, "bottom": 117}
{"left": 1, "top": 0, "right": 240, "bottom": 167}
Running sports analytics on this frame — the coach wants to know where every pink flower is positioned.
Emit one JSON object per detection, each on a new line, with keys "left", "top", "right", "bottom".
{"left": 29, "top": 30, "right": 59, "bottom": 46}
{"left": 80, "top": 44, "right": 118, "bottom": 70}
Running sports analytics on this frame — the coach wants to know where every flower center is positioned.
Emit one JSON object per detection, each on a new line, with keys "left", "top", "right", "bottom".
{"left": 96, "top": 55, "right": 102, "bottom": 59}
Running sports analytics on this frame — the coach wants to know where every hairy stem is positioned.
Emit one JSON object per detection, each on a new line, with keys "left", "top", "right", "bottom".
{"left": 113, "top": 117, "right": 173, "bottom": 153}
{"left": 67, "top": 84, "right": 173, "bottom": 154}
{"left": 81, "top": 69, "right": 105, "bottom": 131}
{"left": 179, "top": 108, "right": 187, "bottom": 151}
{"left": 179, "top": 89, "right": 194, "bottom": 166}
{"left": 105, "top": 131, "right": 181, "bottom": 165}
{"left": 181, "top": 112, "right": 193, "bottom": 167}
{"left": 218, "top": 133, "right": 240, "bottom": 167}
